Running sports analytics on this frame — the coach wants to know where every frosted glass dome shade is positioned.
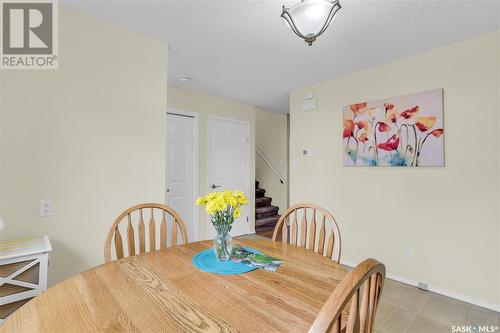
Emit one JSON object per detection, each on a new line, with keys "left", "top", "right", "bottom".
{"left": 282, "top": 0, "right": 341, "bottom": 45}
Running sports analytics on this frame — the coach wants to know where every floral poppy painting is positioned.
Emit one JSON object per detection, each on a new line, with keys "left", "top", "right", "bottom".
{"left": 343, "top": 89, "right": 444, "bottom": 167}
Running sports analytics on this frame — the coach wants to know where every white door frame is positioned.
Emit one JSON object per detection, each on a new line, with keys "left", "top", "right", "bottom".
{"left": 206, "top": 115, "right": 251, "bottom": 235}
{"left": 165, "top": 108, "right": 200, "bottom": 241}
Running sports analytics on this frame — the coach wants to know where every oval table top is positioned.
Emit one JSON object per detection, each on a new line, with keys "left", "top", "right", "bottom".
{"left": 1, "top": 236, "right": 348, "bottom": 333}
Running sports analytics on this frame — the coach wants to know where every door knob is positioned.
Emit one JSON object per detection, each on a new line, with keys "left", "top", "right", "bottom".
{"left": 211, "top": 184, "right": 221, "bottom": 189}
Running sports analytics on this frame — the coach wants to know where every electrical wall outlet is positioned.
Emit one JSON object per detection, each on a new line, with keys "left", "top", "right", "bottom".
{"left": 417, "top": 282, "right": 429, "bottom": 291}
{"left": 405, "top": 247, "right": 414, "bottom": 258}
{"left": 40, "top": 199, "right": 53, "bottom": 217}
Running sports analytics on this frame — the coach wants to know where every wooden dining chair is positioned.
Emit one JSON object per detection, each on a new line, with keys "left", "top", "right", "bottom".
{"left": 309, "top": 258, "right": 386, "bottom": 333}
{"left": 272, "top": 203, "right": 341, "bottom": 262}
{"left": 104, "top": 203, "right": 188, "bottom": 262}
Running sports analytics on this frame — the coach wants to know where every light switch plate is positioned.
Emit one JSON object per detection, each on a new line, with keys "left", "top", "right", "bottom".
{"left": 40, "top": 199, "right": 53, "bottom": 217}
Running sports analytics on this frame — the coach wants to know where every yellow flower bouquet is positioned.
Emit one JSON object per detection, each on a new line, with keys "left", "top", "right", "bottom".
{"left": 196, "top": 190, "right": 247, "bottom": 261}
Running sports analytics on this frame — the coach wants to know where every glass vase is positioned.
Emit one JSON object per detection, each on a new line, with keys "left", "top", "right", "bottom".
{"left": 213, "top": 232, "right": 233, "bottom": 262}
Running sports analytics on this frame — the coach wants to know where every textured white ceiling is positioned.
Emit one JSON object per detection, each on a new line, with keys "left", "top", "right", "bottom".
{"left": 65, "top": 0, "right": 500, "bottom": 113}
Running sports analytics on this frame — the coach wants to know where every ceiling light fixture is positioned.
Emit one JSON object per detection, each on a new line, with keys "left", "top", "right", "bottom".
{"left": 179, "top": 76, "right": 192, "bottom": 84}
{"left": 281, "top": 0, "right": 341, "bottom": 46}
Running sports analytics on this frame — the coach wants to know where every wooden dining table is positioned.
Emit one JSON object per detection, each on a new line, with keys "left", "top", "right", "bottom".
{"left": 1, "top": 236, "right": 349, "bottom": 333}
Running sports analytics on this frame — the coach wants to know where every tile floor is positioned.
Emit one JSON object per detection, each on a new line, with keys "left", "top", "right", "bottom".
{"left": 246, "top": 234, "right": 499, "bottom": 332}
{"left": 375, "top": 278, "right": 500, "bottom": 333}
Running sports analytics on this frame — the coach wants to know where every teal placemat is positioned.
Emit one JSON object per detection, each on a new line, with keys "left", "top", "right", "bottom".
{"left": 192, "top": 247, "right": 261, "bottom": 275}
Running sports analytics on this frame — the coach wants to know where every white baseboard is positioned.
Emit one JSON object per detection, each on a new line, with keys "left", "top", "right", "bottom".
{"left": 339, "top": 259, "right": 500, "bottom": 313}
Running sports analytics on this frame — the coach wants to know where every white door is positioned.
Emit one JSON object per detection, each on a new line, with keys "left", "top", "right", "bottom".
{"left": 207, "top": 117, "right": 251, "bottom": 237}
{"left": 166, "top": 111, "right": 198, "bottom": 241}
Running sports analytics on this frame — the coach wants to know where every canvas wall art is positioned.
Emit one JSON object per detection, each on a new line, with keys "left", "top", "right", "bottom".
{"left": 343, "top": 89, "right": 444, "bottom": 167}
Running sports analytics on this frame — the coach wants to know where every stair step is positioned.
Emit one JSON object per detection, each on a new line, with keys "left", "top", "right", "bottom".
{"left": 255, "top": 225, "right": 276, "bottom": 234}
{"left": 256, "top": 205, "right": 278, "bottom": 213}
{"left": 255, "top": 188, "right": 265, "bottom": 198}
{"left": 255, "top": 196, "right": 272, "bottom": 207}
{"left": 256, "top": 206, "right": 279, "bottom": 218}
{"left": 255, "top": 215, "right": 280, "bottom": 228}
{"left": 256, "top": 212, "right": 279, "bottom": 219}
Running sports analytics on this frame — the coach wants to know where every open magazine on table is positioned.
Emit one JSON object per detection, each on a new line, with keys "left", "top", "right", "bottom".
{"left": 231, "top": 245, "right": 284, "bottom": 272}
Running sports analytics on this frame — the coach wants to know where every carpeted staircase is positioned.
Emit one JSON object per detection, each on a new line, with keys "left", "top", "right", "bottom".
{"left": 255, "top": 181, "right": 280, "bottom": 238}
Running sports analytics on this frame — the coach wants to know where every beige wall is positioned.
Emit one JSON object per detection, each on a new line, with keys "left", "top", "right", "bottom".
{"left": 167, "top": 85, "right": 256, "bottom": 240}
{"left": 0, "top": 6, "right": 167, "bottom": 286}
{"left": 498, "top": 31, "right": 500, "bottom": 309}
{"left": 0, "top": 71, "right": 2, "bottom": 222}
{"left": 289, "top": 31, "right": 499, "bottom": 308}
{"left": 255, "top": 108, "right": 288, "bottom": 214}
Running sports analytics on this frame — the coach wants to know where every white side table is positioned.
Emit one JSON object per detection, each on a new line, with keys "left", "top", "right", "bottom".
{"left": 0, "top": 236, "right": 52, "bottom": 324}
